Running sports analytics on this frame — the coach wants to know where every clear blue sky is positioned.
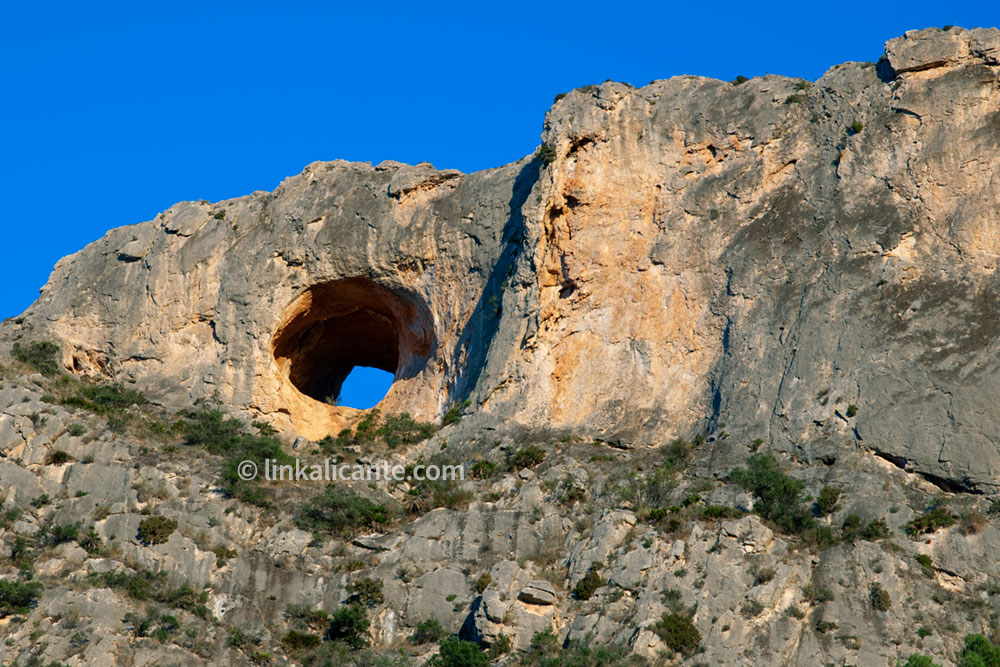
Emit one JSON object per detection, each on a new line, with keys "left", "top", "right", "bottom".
{"left": 1, "top": 2, "right": 995, "bottom": 404}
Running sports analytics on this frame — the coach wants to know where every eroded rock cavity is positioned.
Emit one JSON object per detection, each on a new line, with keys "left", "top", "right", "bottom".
{"left": 271, "top": 278, "right": 433, "bottom": 406}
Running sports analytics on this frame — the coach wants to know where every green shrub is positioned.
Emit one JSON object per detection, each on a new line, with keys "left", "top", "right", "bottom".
{"left": 730, "top": 454, "right": 815, "bottom": 534}
{"left": 282, "top": 629, "right": 321, "bottom": 650}
{"left": 960, "top": 634, "right": 1000, "bottom": 666}
{"left": 430, "top": 636, "right": 489, "bottom": 667}
{"left": 137, "top": 516, "right": 177, "bottom": 546}
{"left": 470, "top": 461, "right": 497, "bottom": 479}
{"left": 701, "top": 505, "right": 742, "bottom": 520}
{"left": 741, "top": 600, "right": 764, "bottom": 617}
{"left": 732, "top": 75, "right": 749, "bottom": 84}
{"left": 67, "top": 423, "right": 87, "bottom": 437}
{"left": 333, "top": 409, "right": 437, "bottom": 449}
{"left": 870, "top": 583, "right": 891, "bottom": 611}
{"left": 442, "top": 399, "right": 470, "bottom": 427}
{"left": 69, "top": 383, "right": 148, "bottom": 413}
{"left": 846, "top": 404, "right": 858, "bottom": 417}
{"left": 77, "top": 527, "right": 104, "bottom": 555}
{"left": 379, "top": 412, "right": 438, "bottom": 448}
{"left": 860, "top": 518, "right": 890, "bottom": 541}
{"left": 916, "top": 554, "right": 934, "bottom": 577}
{"left": 295, "top": 485, "right": 391, "bottom": 537}
{"left": 40, "top": 523, "right": 78, "bottom": 547}
{"left": 326, "top": 604, "right": 370, "bottom": 649}
{"left": 410, "top": 618, "right": 447, "bottom": 645}
{"left": 849, "top": 122, "right": 864, "bottom": 135}
{"left": 475, "top": 572, "right": 492, "bottom": 594}
{"left": 183, "top": 408, "right": 291, "bottom": 507}
{"left": 285, "top": 603, "right": 329, "bottom": 631}
{"left": 13, "top": 340, "right": 60, "bottom": 375}
{"left": 652, "top": 612, "right": 700, "bottom": 656}
{"left": 802, "top": 584, "right": 834, "bottom": 604}
{"left": 572, "top": 564, "right": 604, "bottom": 601}
{"left": 815, "top": 486, "right": 841, "bottom": 515}
{"left": 900, "top": 656, "right": 940, "bottom": 667}
{"left": 347, "top": 577, "right": 385, "bottom": 608}
{"left": 487, "top": 632, "right": 512, "bottom": 661}
{"left": 815, "top": 619, "right": 837, "bottom": 633}
{"left": 784, "top": 94, "right": 807, "bottom": 104}
{"left": 537, "top": 144, "right": 557, "bottom": 165}
{"left": 89, "top": 570, "right": 158, "bottom": 600}
{"left": 0, "top": 579, "right": 43, "bottom": 616}
{"left": 906, "top": 504, "right": 956, "bottom": 537}
{"left": 808, "top": 525, "right": 838, "bottom": 549}
{"left": 46, "top": 449, "right": 73, "bottom": 465}
{"left": 509, "top": 446, "right": 546, "bottom": 470}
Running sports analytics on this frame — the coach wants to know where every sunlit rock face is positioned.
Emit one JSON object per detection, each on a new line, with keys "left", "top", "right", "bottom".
{"left": 16, "top": 26, "right": 1000, "bottom": 489}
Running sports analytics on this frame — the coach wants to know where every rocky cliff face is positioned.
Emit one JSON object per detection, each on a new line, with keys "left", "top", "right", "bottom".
{"left": 3, "top": 26, "right": 1000, "bottom": 667}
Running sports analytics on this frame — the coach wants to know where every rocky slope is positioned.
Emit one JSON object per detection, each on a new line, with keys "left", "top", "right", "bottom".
{"left": 2, "top": 25, "right": 1000, "bottom": 667}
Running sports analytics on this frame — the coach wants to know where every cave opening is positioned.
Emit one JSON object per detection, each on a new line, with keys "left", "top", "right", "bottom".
{"left": 271, "top": 278, "right": 433, "bottom": 408}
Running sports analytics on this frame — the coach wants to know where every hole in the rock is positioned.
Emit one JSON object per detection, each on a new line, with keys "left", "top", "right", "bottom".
{"left": 271, "top": 278, "right": 433, "bottom": 407}
{"left": 337, "top": 366, "right": 395, "bottom": 409}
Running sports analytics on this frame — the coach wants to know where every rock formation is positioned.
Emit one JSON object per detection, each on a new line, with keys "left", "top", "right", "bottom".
{"left": 3, "top": 26, "right": 1000, "bottom": 667}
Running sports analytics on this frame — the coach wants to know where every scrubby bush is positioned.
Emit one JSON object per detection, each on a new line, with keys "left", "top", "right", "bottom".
{"left": 379, "top": 412, "right": 438, "bottom": 448}
{"left": 0, "top": 579, "right": 43, "bottom": 616}
{"left": 67, "top": 383, "right": 148, "bottom": 413}
{"left": 906, "top": 502, "right": 956, "bottom": 537}
{"left": 332, "top": 409, "right": 437, "bottom": 450}
{"left": 410, "top": 618, "right": 446, "bottom": 645}
{"left": 285, "top": 603, "right": 329, "bottom": 631}
{"left": 870, "top": 583, "right": 891, "bottom": 611}
{"left": 441, "top": 399, "right": 470, "bottom": 427}
{"left": 475, "top": 573, "right": 492, "bottom": 594}
{"left": 282, "top": 629, "right": 321, "bottom": 650}
{"left": 900, "top": 655, "right": 940, "bottom": 667}
{"left": 849, "top": 122, "right": 864, "bottom": 135}
{"left": 40, "top": 522, "right": 78, "bottom": 547}
{"left": 537, "top": 144, "right": 557, "bottom": 165}
{"left": 916, "top": 553, "right": 935, "bottom": 577}
{"left": 509, "top": 446, "right": 546, "bottom": 470}
{"left": 429, "top": 636, "right": 488, "bottom": 667}
{"left": 470, "top": 461, "right": 497, "bottom": 479}
{"left": 137, "top": 516, "right": 177, "bottom": 546}
{"left": 184, "top": 408, "right": 291, "bottom": 507}
{"left": 652, "top": 613, "right": 700, "bottom": 656}
{"left": 12, "top": 340, "right": 60, "bottom": 375}
{"left": 802, "top": 584, "right": 834, "bottom": 604}
{"left": 815, "top": 486, "right": 841, "bottom": 515}
{"left": 516, "top": 630, "right": 643, "bottom": 666}
{"left": 347, "top": 577, "right": 385, "bottom": 608}
{"left": 46, "top": 449, "right": 73, "bottom": 465}
{"left": 960, "top": 633, "right": 1000, "bottom": 666}
{"left": 326, "top": 604, "right": 370, "bottom": 649}
{"left": 294, "top": 485, "right": 391, "bottom": 537}
{"left": 572, "top": 564, "right": 604, "bottom": 601}
{"left": 730, "top": 454, "right": 815, "bottom": 534}
{"left": 959, "top": 510, "right": 987, "bottom": 535}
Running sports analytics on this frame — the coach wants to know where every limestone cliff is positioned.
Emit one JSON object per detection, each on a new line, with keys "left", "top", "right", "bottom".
{"left": 3, "top": 26, "right": 1000, "bottom": 667}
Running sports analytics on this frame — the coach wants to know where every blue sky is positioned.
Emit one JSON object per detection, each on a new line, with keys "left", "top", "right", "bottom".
{"left": 2, "top": 2, "right": 996, "bottom": 405}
